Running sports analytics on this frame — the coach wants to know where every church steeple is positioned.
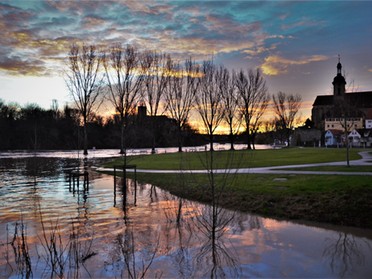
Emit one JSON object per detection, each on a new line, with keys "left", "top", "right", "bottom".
{"left": 332, "top": 55, "right": 346, "bottom": 96}
{"left": 337, "top": 54, "right": 342, "bottom": 75}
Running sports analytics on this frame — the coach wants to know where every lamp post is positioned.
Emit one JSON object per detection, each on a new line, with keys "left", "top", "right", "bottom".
{"left": 344, "top": 115, "right": 350, "bottom": 167}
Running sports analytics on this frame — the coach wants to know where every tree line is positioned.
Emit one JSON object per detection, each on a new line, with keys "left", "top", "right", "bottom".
{"left": 1, "top": 43, "right": 302, "bottom": 152}
{"left": 0, "top": 99, "right": 202, "bottom": 151}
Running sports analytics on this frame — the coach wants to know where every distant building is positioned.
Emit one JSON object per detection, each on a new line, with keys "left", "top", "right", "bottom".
{"left": 312, "top": 59, "right": 372, "bottom": 130}
{"left": 348, "top": 129, "right": 362, "bottom": 147}
{"left": 366, "top": 119, "right": 372, "bottom": 129}
{"left": 324, "top": 117, "right": 363, "bottom": 131}
{"left": 291, "top": 127, "right": 321, "bottom": 147}
{"left": 360, "top": 129, "right": 372, "bottom": 147}
{"left": 325, "top": 129, "right": 343, "bottom": 147}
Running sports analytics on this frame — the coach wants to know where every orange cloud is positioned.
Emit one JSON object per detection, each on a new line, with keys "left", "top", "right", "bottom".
{"left": 261, "top": 55, "right": 328, "bottom": 76}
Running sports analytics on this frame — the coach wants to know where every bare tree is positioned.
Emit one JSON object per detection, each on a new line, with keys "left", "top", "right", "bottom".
{"left": 65, "top": 44, "right": 104, "bottom": 155}
{"left": 236, "top": 68, "right": 269, "bottom": 150}
{"left": 140, "top": 51, "right": 170, "bottom": 154}
{"left": 103, "top": 44, "right": 143, "bottom": 157}
{"left": 219, "top": 67, "right": 241, "bottom": 150}
{"left": 165, "top": 58, "right": 200, "bottom": 152}
{"left": 195, "top": 60, "right": 224, "bottom": 152}
{"left": 272, "top": 91, "right": 302, "bottom": 146}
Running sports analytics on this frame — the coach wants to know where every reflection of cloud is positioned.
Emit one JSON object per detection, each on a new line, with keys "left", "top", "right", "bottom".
{"left": 261, "top": 55, "right": 328, "bottom": 76}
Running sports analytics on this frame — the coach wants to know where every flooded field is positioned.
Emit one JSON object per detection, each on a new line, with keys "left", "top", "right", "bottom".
{"left": 1, "top": 151, "right": 372, "bottom": 278}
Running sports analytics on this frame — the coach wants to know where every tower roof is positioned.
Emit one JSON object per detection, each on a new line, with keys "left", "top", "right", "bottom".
{"left": 333, "top": 56, "right": 346, "bottom": 85}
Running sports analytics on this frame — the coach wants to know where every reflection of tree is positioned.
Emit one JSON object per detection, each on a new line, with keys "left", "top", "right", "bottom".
{"left": 233, "top": 214, "right": 261, "bottom": 234}
{"left": 161, "top": 194, "right": 195, "bottom": 277}
{"left": 117, "top": 226, "right": 159, "bottom": 279}
{"left": 111, "top": 178, "right": 160, "bottom": 278}
{"left": 148, "top": 185, "right": 159, "bottom": 204}
{"left": 323, "top": 232, "right": 367, "bottom": 277}
{"left": 194, "top": 204, "right": 238, "bottom": 278}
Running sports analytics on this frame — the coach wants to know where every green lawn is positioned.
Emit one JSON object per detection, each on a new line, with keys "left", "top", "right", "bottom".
{"left": 104, "top": 147, "right": 364, "bottom": 170}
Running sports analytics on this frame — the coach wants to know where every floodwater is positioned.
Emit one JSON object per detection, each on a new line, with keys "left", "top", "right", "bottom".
{"left": 1, "top": 150, "right": 372, "bottom": 278}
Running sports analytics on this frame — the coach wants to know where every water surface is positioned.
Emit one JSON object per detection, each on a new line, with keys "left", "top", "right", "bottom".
{"left": 0, "top": 152, "right": 371, "bottom": 278}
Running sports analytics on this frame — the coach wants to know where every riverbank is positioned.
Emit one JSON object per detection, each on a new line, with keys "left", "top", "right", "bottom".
{"left": 102, "top": 148, "right": 372, "bottom": 228}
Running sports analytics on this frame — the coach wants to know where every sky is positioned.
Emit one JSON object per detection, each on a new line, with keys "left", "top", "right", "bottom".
{"left": 1, "top": 0, "right": 372, "bottom": 120}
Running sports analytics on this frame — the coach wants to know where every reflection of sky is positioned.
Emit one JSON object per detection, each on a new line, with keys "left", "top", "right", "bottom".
{"left": 1, "top": 1, "right": 372, "bottom": 119}
{"left": 1, "top": 157, "right": 372, "bottom": 277}
{"left": 228, "top": 216, "right": 372, "bottom": 278}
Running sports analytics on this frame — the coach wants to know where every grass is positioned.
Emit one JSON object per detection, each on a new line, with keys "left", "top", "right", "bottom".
{"left": 102, "top": 147, "right": 372, "bottom": 228}
{"left": 121, "top": 171, "right": 372, "bottom": 228}
{"left": 104, "top": 147, "right": 364, "bottom": 170}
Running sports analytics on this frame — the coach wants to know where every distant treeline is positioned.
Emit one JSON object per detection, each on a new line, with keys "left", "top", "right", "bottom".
{"left": 0, "top": 100, "right": 204, "bottom": 151}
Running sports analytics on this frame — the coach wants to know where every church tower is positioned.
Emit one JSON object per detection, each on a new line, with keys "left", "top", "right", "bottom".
{"left": 332, "top": 56, "right": 346, "bottom": 97}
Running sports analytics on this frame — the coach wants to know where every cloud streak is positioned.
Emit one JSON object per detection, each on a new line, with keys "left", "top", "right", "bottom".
{"left": 261, "top": 55, "right": 328, "bottom": 76}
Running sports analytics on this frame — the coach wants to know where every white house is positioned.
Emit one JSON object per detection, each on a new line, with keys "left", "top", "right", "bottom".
{"left": 366, "top": 119, "right": 372, "bottom": 129}
{"left": 348, "top": 129, "right": 362, "bottom": 147}
{"left": 325, "top": 129, "right": 343, "bottom": 147}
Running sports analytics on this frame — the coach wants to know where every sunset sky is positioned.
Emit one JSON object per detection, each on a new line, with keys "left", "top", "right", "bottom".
{"left": 1, "top": 0, "right": 372, "bottom": 120}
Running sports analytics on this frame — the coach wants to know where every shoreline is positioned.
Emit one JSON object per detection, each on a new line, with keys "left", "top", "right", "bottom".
{"left": 100, "top": 149, "right": 372, "bottom": 229}
{"left": 122, "top": 172, "right": 372, "bottom": 229}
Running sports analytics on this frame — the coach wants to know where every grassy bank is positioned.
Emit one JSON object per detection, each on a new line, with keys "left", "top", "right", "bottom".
{"left": 103, "top": 147, "right": 372, "bottom": 228}
{"left": 104, "top": 147, "right": 363, "bottom": 170}
{"left": 123, "top": 172, "right": 372, "bottom": 228}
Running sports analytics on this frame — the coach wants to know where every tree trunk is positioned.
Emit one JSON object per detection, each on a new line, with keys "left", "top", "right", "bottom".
{"left": 229, "top": 125, "right": 234, "bottom": 150}
{"left": 209, "top": 132, "right": 214, "bottom": 152}
{"left": 246, "top": 131, "right": 252, "bottom": 150}
{"left": 83, "top": 121, "right": 88, "bottom": 155}
{"left": 178, "top": 125, "right": 183, "bottom": 152}
{"left": 120, "top": 120, "right": 125, "bottom": 155}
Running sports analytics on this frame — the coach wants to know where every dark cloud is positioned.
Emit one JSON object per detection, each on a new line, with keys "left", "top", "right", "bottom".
{"left": 0, "top": 55, "right": 48, "bottom": 76}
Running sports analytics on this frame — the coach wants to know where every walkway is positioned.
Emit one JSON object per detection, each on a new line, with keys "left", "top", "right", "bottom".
{"left": 97, "top": 151, "right": 372, "bottom": 176}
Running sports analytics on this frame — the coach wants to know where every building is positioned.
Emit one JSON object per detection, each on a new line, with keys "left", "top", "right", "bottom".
{"left": 348, "top": 129, "right": 362, "bottom": 147}
{"left": 324, "top": 129, "right": 343, "bottom": 147}
{"left": 324, "top": 117, "right": 363, "bottom": 131}
{"left": 366, "top": 119, "right": 372, "bottom": 129}
{"left": 312, "top": 59, "right": 372, "bottom": 130}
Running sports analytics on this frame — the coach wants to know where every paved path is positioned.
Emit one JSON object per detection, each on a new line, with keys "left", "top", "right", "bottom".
{"left": 97, "top": 151, "right": 372, "bottom": 176}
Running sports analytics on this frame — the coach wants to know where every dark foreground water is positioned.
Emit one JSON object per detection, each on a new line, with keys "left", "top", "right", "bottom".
{"left": 1, "top": 153, "right": 372, "bottom": 278}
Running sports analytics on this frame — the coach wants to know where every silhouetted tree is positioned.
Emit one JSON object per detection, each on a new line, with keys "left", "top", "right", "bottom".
{"left": 272, "top": 91, "right": 302, "bottom": 146}
{"left": 103, "top": 44, "right": 143, "bottom": 156}
{"left": 165, "top": 58, "right": 200, "bottom": 152}
{"left": 219, "top": 67, "right": 241, "bottom": 150}
{"left": 236, "top": 68, "right": 269, "bottom": 149}
{"left": 65, "top": 43, "right": 104, "bottom": 155}
{"left": 195, "top": 60, "right": 224, "bottom": 151}
{"left": 140, "top": 51, "right": 170, "bottom": 153}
